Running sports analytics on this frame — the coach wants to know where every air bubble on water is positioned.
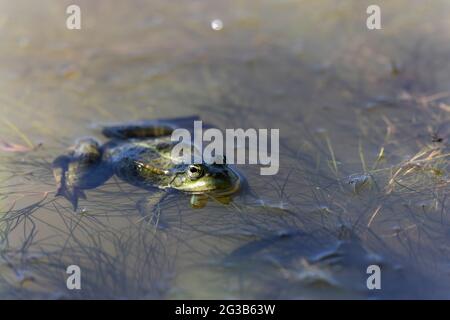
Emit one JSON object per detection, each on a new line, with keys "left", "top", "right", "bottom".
{"left": 211, "top": 19, "right": 223, "bottom": 31}
{"left": 318, "top": 205, "right": 331, "bottom": 213}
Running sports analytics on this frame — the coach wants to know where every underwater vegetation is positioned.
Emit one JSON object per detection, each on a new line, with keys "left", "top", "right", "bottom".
{"left": 1, "top": 88, "right": 448, "bottom": 298}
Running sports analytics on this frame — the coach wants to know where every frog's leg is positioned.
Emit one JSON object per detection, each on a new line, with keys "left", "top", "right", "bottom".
{"left": 190, "top": 194, "right": 209, "bottom": 209}
{"left": 52, "top": 155, "right": 86, "bottom": 209}
{"left": 101, "top": 116, "right": 200, "bottom": 139}
{"left": 52, "top": 138, "right": 112, "bottom": 211}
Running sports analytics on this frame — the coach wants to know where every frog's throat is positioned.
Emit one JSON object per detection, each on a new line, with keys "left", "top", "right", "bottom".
{"left": 183, "top": 172, "right": 242, "bottom": 197}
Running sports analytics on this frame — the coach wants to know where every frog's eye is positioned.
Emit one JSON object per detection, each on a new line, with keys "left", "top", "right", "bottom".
{"left": 187, "top": 165, "right": 204, "bottom": 180}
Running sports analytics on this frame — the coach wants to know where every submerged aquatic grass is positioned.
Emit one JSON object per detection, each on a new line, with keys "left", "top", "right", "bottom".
{"left": 0, "top": 119, "right": 34, "bottom": 149}
{"left": 0, "top": 105, "right": 449, "bottom": 298}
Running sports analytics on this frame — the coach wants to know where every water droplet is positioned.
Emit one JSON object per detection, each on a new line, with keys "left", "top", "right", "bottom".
{"left": 211, "top": 19, "right": 223, "bottom": 31}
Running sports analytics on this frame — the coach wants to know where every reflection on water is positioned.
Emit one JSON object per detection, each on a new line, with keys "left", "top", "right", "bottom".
{"left": 1, "top": 0, "right": 450, "bottom": 298}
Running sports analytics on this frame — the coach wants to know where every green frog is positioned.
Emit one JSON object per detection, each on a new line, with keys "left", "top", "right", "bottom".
{"left": 52, "top": 116, "right": 242, "bottom": 212}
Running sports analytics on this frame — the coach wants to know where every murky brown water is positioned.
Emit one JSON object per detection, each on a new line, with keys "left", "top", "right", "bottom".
{"left": 1, "top": 0, "right": 450, "bottom": 299}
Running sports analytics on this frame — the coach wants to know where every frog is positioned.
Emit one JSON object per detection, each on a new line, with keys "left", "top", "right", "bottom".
{"left": 52, "top": 116, "right": 242, "bottom": 212}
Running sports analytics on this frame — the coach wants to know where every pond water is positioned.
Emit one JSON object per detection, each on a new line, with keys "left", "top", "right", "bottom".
{"left": 1, "top": 0, "right": 450, "bottom": 299}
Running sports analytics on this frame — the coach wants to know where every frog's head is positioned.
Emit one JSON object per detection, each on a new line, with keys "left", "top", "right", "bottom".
{"left": 170, "top": 162, "right": 241, "bottom": 197}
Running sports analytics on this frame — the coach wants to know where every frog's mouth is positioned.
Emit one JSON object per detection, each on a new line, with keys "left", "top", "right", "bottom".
{"left": 188, "top": 177, "right": 241, "bottom": 197}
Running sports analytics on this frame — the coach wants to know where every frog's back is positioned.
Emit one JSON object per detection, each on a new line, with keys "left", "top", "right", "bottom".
{"left": 103, "top": 138, "right": 175, "bottom": 189}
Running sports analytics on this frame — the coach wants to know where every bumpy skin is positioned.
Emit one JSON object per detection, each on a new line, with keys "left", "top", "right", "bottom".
{"left": 52, "top": 117, "right": 241, "bottom": 210}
